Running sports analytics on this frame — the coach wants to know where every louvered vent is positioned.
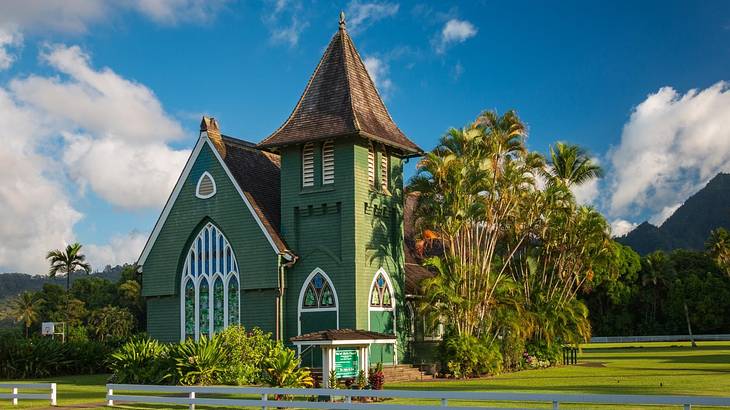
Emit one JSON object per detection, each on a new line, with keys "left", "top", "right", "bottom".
{"left": 380, "top": 148, "right": 389, "bottom": 191}
{"left": 196, "top": 172, "right": 216, "bottom": 199}
{"left": 302, "top": 143, "right": 315, "bottom": 187}
{"left": 368, "top": 145, "right": 375, "bottom": 189}
{"left": 322, "top": 140, "right": 335, "bottom": 185}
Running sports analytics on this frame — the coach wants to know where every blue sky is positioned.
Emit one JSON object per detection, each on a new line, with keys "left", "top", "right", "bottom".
{"left": 0, "top": 0, "right": 729, "bottom": 273}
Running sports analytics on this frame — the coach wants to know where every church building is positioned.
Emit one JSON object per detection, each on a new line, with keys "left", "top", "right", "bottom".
{"left": 138, "top": 14, "right": 437, "bottom": 366}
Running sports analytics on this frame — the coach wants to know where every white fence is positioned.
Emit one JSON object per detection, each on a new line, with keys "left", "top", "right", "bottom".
{"left": 106, "top": 384, "right": 730, "bottom": 409}
{"left": 590, "top": 334, "right": 730, "bottom": 343}
{"left": 0, "top": 383, "right": 57, "bottom": 406}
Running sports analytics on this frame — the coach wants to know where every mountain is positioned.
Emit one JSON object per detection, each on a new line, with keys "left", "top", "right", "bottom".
{"left": 617, "top": 173, "right": 730, "bottom": 254}
{"left": 0, "top": 265, "right": 126, "bottom": 301}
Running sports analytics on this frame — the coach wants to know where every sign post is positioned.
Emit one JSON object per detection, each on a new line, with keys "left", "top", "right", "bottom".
{"left": 334, "top": 348, "right": 359, "bottom": 378}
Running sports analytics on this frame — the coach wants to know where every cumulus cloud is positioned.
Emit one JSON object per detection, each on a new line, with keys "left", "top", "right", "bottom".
{"left": 610, "top": 219, "right": 638, "bottom": 238}
{"left": 85, "top": 231, "right": 149, "bottom": 270}
{"left": 434, "top": 19, "right": 477, "bottom": 54}
{"left": 364, "top": 56, "right": 393, "bottom": 98}
{"left": 571, "top": 178, "right": 600, "bottom": 206}
{"left": 0, "top": 88, "right": 82, "bottom": 274}
{"left": 649, "top": 203, "right": 681, "bottom": 226}
{"left": 132, "top": 0, "right": 229, "bottom": 25}
{"left": 0, "top": 28, "right": 22, "bottom": 70}
{"left": 608, "top": 82, "right": 730, "bottom": 223}
{"left": 346, "top": 1, "right": 399, "bottom": 33}
{"left": 264, "top": 0, "right": 309, "bottom": 47}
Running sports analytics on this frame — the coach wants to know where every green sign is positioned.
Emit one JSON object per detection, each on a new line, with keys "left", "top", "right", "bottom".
{"left": 334, "top": 348, "right": 359, "bottom": 378}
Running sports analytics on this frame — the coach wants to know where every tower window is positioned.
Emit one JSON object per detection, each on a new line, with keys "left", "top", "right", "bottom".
{"left": 302, "top": 143, "right": 314, "bottom": 187}
{"left": 322, "top": 140, "right": 335, "bottom": 185}
{"left": 368, "top": 144, "right": 375, "bottom": 189}
{"left": 380, "top": 147, "right": 389, "bottom": 192}
{"left": 196, "top": 172, "right": 216, "bottom": 199}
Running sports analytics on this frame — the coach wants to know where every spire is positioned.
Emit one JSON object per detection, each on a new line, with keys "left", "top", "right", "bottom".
{"left": 200, "top": 116, "right": 226, "bottom": 158}
{"left": 259, "top": 14, "right": 421, "bottom": 155}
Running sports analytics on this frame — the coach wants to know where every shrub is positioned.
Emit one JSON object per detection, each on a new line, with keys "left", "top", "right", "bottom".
{"left": 368, "top": 362, "right": 384, "bottom": 390}
{"left": 218, "top": 326, "right": 278, "bottom": 385}
{"left": 500, "top": 333, "right": 526, "bottom": 371}
{"left": 0, "top": 336, "right": 110, "bottom": 379}
{"left": 524, "top": 340, "right": 562, "bottom": 367}
{"left": 170, "top": 335, "right": 230, "bottom": 385}
{"left": 261, "top": 347, "right": 313, "bottom": 388}
{"left": 440, "top": 334, "right": 502, "bottom": 378}
{"left": 109, "top": 337, "right": 173, "bottom": 384}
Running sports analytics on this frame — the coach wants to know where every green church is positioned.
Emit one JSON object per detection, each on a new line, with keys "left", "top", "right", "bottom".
{"left": 138, "top": 15, "right": 439, "bottom": 367}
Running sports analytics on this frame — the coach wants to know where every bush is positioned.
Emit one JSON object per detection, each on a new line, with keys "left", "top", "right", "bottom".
{"left": 500, "top": 333, "right": 525, "bottom": 371}
{"left": 440, "top": 334, "right": 502, "bottom": 378}
{"left": 368, "top": 362, "right": 385, "bottom": 390}
{"left": 261, "top": 346, "right": 313, "bottom": 388}
{"left": 218, "top": 326, "right": 278, "bottom": 385}
{"left": 109, "top": 337, "right": 173, "bottom": 384}
{"left": 170, "top": 335, "right": 230, "bottom": 385}
{"left": 0, "top": 336, "right": 111, "bottom": 379}
{"left": 524, "top": 340, "right": 562, "bottom": 368}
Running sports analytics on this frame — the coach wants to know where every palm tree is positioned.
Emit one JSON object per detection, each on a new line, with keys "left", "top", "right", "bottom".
{"left": 706, "top": 228, "right": 730, "bottom": 276}
{"left": 544, "top": 142, "right": 603, "bottom": 187}
{"left": 11, "top": 291, "right": 44, "bottom": 337}
{"left": 46, "top": 242, "right": 91, "bottom": 337}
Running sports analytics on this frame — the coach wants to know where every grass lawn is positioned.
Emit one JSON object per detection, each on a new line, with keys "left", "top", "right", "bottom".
{"left": 1, "top": 341, "right": 729, "bottom": 409}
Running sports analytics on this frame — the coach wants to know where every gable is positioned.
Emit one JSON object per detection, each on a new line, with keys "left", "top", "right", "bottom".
{"left": 139, "top": 137, "right": 283, "bottom": 296}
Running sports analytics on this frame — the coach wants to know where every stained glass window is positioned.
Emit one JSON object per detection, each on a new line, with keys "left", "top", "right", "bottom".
{"left": 228, "top": 277, "right": 239, "bottom": 325}
{"left": 370, "top": 272, "right": 393, "bottom": 308}
{"left": 180, "top": 222, "right": 240, "bottom": 341}
{"left": 213, "top": 277, "right": 224, "bottom": 334}
{"left": 301, "top": 272, "right": 337, "bottom": 309}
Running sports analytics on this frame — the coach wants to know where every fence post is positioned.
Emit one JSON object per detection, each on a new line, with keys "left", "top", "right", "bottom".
{"left": 189, "top": 391, "right": 196, "bottom": 410}
{"left": 107, "top": 388, "right": 113, "bottom": 407}
{"left": 261, "top": 393, "right": 267, "bottom": 410}
{"left": 12, "top": 387, "right": 18, "bottom": 406}
{"left": 552, "top": 400, "right": 559, "bottom": 409}
{"left": 684, "top": 404, "right": 692, "bottom": 410}
{"left": 441, "top": 398, "right": 448, "bottom": 406}
{"left": 51, "top": 383, "right": 57, "bottom": 406}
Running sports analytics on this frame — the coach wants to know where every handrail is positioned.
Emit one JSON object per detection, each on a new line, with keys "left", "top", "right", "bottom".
{"left": 0, "top": 383, "right": 56, "bottom": 406}
{"left": 106, "top": 383, "right": 730, "bottom": 409}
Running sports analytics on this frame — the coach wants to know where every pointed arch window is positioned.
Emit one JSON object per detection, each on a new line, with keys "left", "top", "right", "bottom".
{"left": 301, "top": 272, "right": 336, "bottom": 309}
{"left": 370, "top": 271, "right": 393, "bottom": 308}
{"left": 196, "top": 171, "right": 216, "bottom": 199}
{"left": 180, "top": 222, "right": 240, "bottom": 341}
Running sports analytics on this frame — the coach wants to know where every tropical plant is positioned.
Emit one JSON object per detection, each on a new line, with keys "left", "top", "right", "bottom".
{"left": 440, "top": 333, "right": 502, "bottom": 378}
{"left": 367, "top": 362, "right": 385, "bottom": 390}
{"left": 109, "top": 337, "right": 173, "bottom": 384}
{"left": 218, "top": 326, "right": 278, "bottom": 385}
{"left": 169, "top": 335, "right": 230, "bottom": 385}
{"left": 706, "top": 228, "right": 730, "bottom": 276}
{"left": 88, "top": 306, "right": 136, "bottom": 342}
{"left": 543, "top": 142, "right": 603, "bottom": 188}
{"left": 261, "top": 347, "right": 314, "bottom": 388}
{"left": 46, "top": 242, "right": 91, "bottom": 335}
{"left": 11, "top": 291, "right": 44, "bottom": 337}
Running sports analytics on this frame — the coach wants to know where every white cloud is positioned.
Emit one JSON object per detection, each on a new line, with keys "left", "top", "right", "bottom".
{"left": 346, "top": 1, "right": 399, "bottom": 33}
{"left": 608, "top": 82, "right": 730, "bottom": 222}
{"left": 649, "top": 202, "right": 681, "bottom": 226}
{"left": 0, "top": 88, "right": 82, "bottom": 274}
{"left": 364, "top": 56, "right": 393, "bottom": 98}
{"left": 86, "top": 231, "right": 149, "bottom": 270}
{"left": 0, "top": 28, "right": 22, "bottom": 70}
{"left": 132, "top": 0, "right": 229, "bottom": 25}
{"left": 610, "top": 219, "right": 638, "bottom": 238}
{"left": 264, "top": 0, "right": 309, "bottom": 47}
{"left": 434, "top": 19, "right": 477, "bottom": 54}
{"left": 571, "top": 178, "right": 600, "bottom": 206}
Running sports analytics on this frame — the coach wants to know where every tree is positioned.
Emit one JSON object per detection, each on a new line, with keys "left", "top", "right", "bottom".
{"left": 11, "top": 291, "right": 44, "bottom": 337}
{"left": 46, "top": 243, "right": 91, "bottom": 336}
{"left": 88, "top": 306, "right": 136, "bottom": 342}
{"left": 706, "top": 228, "right": 730, "bottom": 276}
{"left": 544, "top": 142, "right": 603, "bottom": 188}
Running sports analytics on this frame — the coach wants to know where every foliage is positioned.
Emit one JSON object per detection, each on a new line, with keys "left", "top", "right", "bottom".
{"left": 0, "top": 336, "right": 111, "bottom": 378}
{"left": 328, "top": 369, "right": 338, "bottom": 389}
{"left": 440, "top": 333, "right": 502, "bottom": 378}
{"left": 46, "top": 243, "right": 92, "bottom": 295}
{"left": 169, "top": 335, "right": 230, "bottom": 385}
{"left": 368, "top": 362, "right": 385, "bottom": 390}
{"left": 88, "top": 306, "right": 136, "bottom": 342}
{"left": 261, "top": 347, "right": 314, "bottom": 388}
{"left": 109, "top": 337, "right": 172, "bottom": 384}
{"left": 218, "top": 326, "right": 279, "bottom": 385}
{"left": 356, "top": 369, "right": 367, "bottom": 389}
{"left": 706, "top": 228, "right": 730, "bottom": 276}
{"left": 10, "top": 291, "right": 44, "bottom": 337}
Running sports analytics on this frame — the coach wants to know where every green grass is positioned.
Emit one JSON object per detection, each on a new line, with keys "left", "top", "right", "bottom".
{"left": 2, "top": 341, "right": 729, "bottom": 409}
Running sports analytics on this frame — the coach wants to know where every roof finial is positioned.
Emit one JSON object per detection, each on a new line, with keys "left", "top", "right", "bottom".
{"left": 339, "top": 10, "right": 346, "bottom": 30}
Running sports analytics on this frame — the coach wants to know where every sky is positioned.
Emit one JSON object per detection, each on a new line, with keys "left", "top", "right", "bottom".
{"left": 0, "top": 0, "right": 729, "bottom": 274}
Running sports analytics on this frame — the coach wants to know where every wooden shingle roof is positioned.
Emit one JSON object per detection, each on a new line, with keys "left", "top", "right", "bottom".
{"left": 259, "top": 16, "right": 421, "bottom": 155}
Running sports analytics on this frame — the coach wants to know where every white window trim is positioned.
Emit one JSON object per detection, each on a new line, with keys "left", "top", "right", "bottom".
{"left": 367, "top": 267, "right": 397, "bottom": 363}
{"left": 179, "top": 222, "right": 241, "bottom": 341}
{"left": 297, "top": 268, "right": 340, "bottom": 338}
{"left": 195, "top": 171, "right": 217, "bottom": 199}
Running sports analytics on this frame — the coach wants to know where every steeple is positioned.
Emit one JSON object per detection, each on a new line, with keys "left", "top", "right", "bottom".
{"left": 259, "top": 13, "right": 421, "bottom": 156}
{"left": 200, "top": 116, "right": 226, "bottom": 158}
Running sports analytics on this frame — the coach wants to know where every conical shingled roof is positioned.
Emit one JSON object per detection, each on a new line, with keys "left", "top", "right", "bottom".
{"left": 259, "top": 16, "right": 421, "bottom": 155}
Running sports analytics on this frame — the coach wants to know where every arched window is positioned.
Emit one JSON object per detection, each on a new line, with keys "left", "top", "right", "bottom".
{"left": 370, "top": 271, "right": 393, "bottom": 308}
{"left": 180, "top": 222, "right": 240, "bottom": 340}
{"left": 301, "top": 272, "right": 336, "bottom": 309}
{"left": 196, "top": 171, "right": 216, "bottom": 199}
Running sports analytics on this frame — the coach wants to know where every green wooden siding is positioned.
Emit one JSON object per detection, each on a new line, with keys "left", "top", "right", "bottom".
{"left": 147, "top": 296, "right": 179, "bottom": 342}
{"left": 143, "top": 142, "right": 278, "bottom": 341}
{"left": 241, "top": 289, "right": 277, "bottom": 334}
